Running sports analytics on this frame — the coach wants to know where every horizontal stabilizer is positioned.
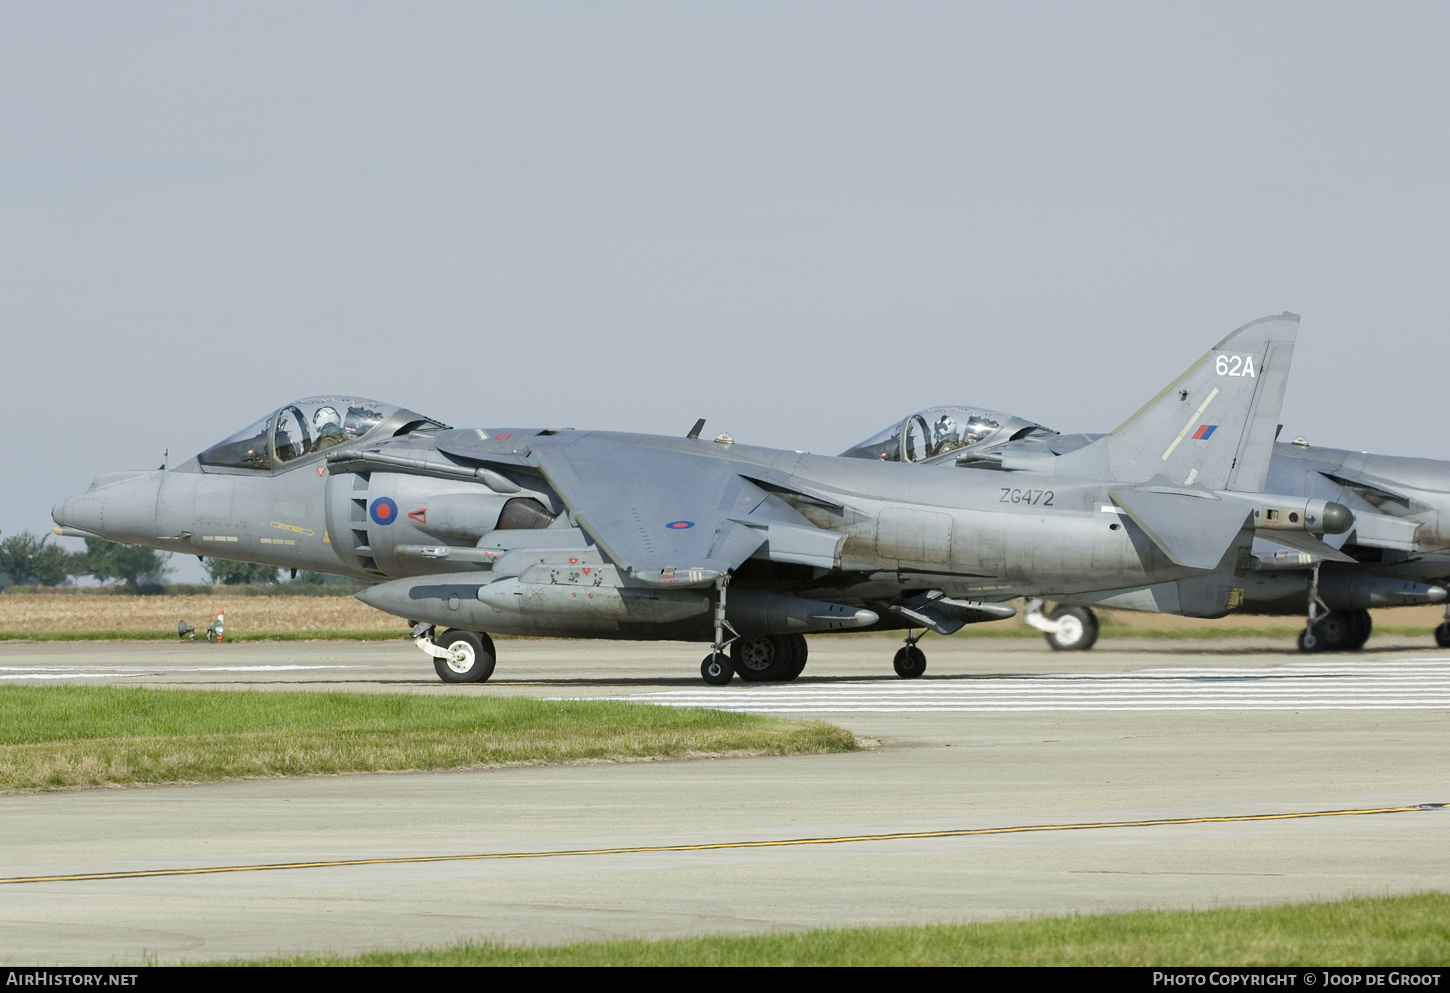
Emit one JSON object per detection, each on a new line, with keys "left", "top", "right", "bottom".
{"left": 1252, "top": 530, "right": 1357, "bottom": 564}
{"left": 1110, "top": 487, "right": 1252, "bottom": 570}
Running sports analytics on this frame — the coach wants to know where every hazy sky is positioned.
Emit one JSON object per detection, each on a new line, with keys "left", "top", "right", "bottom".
{"left": 4, "top": 3, "right": 1448, "bottom": 582}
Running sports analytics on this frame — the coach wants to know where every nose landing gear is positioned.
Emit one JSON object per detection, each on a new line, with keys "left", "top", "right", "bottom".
{"left": 1024, "top": 599, "right": 1100, "bottom": 651}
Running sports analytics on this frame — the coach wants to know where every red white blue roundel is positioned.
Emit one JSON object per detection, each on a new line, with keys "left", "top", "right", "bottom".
{"left": 370, "top": 497, "right": 398, "bottom": 525}
{"left": 666, "top": 520, "right": 694, "bottom": 529}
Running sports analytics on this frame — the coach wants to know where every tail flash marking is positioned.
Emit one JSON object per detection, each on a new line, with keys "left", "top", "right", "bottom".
{"left": 1161, "top": 388, "right": 1220, "bottom": 462}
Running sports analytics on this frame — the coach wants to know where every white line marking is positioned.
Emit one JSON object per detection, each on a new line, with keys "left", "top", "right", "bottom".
{"left": 593, "top": 658, "right": 1450, "bottom": 713}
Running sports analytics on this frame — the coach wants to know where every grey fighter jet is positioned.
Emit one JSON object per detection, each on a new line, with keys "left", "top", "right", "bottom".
{"left": 54, "top": 314, "right": 1348, "bottom": 684}
{"left": 844, "top": 403, "right": 1450, "bottom": 653}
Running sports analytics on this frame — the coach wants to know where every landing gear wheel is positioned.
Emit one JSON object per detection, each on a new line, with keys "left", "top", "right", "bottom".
{"left": 1435, "top": 622, "right": 1450, "bottom": 649}
{"left": 1344, "top": 609, "right": 1372, "bottom": 651}
{"left": 732, "top": 635, "right": 793, "bottom": 682}
{"left": 781, "top": 634, "right": 809, "bottom": 681}
{"left": 893, "top": 645, "right": 926, "bottom": 679}
{"left": 433, "top": 629, "right": 497, "bottom": 683}
{"left": 1303, "top": 611, "right": 1352, "bottom": 653}
{"left": 1045, "top": 606, "right": 1099, "bottom": 651}
{"left": 701, "top": 652, "right": 734, "bottom": 685}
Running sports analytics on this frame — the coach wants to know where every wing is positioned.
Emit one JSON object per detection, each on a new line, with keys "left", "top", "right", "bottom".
{"left": 534, "top": 441, "right": 841, "bottom": 587}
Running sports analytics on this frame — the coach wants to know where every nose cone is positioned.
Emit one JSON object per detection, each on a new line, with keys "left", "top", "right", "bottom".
{"left": 1429, "top": 586, "right": 1448, "bottom": 604}
{"left": 52, "top": 470, "right": 165, "bottom": 544}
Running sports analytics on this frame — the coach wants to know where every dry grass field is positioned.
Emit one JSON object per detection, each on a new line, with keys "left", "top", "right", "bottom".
{"left": 0, "top": 592, "right": 406, "bottom": 634}
{"left": 0, "top": 592, "right": 1443, "bottom": 638}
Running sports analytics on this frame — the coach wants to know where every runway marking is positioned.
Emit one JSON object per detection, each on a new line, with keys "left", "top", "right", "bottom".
{"left": 602, "top": 658, "right": 1450, "bottom": 712}
{"left": 2, "top": 803, "right": 1441, "bottom": 887}
{"left": 0, "top": 664, "right": 365, "bottom": 681}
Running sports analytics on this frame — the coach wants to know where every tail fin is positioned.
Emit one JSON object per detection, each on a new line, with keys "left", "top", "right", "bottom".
{"left": 1052, "top": 313, "right": 1298, "bottom": 493}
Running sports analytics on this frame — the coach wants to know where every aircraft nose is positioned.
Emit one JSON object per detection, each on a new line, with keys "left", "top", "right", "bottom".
{"left": 51, "top": 470, "right": 165, "bottom": 543}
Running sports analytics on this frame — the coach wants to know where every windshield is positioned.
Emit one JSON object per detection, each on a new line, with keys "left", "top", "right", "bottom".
{"left": 198, "top": 396, "right": 410, "bottom": 470}
{"left": 196, "top": 417, "right": 272, "bottom": 470}
{"left": 841, "top": 406, "right": 1053, "bottom": 463}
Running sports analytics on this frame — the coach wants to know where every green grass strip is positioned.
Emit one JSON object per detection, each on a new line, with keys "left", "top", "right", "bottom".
{"left": 232, "top": 893, "right": 1450, "bottom": 966}
{"left": 0, "top": 686, "right": 856, "bottom": 792}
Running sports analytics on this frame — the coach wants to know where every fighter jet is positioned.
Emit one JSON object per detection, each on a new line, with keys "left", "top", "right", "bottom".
{"left": 843, "top": 399, "right": 1450, "bottom": 653}
{"left": 54, "top": 313, "right": 1349, "bottom": 683}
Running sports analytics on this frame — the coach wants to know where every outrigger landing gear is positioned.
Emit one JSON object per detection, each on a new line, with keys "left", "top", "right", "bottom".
{"left": 893, "top": 628, "right": 926, "bottom": 678}
{"left": 1436, "top": 603, "right": 1450, "bottom": 649}
{"left": 699, "top": 574, "right": 740, "bottom": 686}
{"left": 1298, "top": 565, "right": 1336, "bottom": 654}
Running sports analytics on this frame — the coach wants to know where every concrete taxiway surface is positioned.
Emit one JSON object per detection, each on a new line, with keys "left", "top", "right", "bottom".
{"left": 2, "top": 634, "right": 1448, "bottom": 965}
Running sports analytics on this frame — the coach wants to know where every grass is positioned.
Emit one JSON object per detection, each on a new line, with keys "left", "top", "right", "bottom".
{"left": 1, "top": 593, "right": 1443, "bottom": 642}
{"left": 0, "top": 629, "right": 408, "bottom": 642}
{"left": 0, "top": 686, "right": 857, "bottom": 792}
{"left": 228, "top": 893, "right": 1450, "bottom": 966}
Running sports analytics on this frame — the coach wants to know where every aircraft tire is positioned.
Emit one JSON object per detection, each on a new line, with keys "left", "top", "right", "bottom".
{"left": 1435, "top": 622, "right": 1450, "bottom": 649}
{"left": 781, "top": 634, "right": 809, "bottom": 681}
{"left": 1344, "top": 609, "right": 1372, "bottom": 651}
{"left": 433, "top": 629, "right": 497, "bottom": 683}
{"left": 1045, "top": 606, "right": 1099, "bottom": 651}
{"left": 893, "top": 645, "right": 926, "bottom": 679}
{"left": 1307, "top": 611, "right": 1352, "bottom": 652}
{"left": 701, "top": 652, "right": 734, "bottom": 685}
{"left": 732, "top": 635, "right": 793, "bottom": 682}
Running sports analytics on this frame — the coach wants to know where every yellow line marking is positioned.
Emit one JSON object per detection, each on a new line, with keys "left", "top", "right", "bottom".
{"left": 2, "top": 804, "right": 1438, "bottom": 886}
{"left": 1162, "top": 386, "right": 1220, "bottom": 461}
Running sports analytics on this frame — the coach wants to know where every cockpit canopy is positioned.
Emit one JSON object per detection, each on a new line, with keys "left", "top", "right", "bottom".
{"left": 840, "top": 406, "right": 1054, "bottom": 463}
{"left": 197, "top": 397, "right": 446, "bottom": 471}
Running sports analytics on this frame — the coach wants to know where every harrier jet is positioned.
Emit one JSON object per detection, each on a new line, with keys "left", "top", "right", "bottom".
{"left": 844, "top": 401, "right": 1450, "bottom": 652}
{"left": 54, "top": 314, "right": 1347, "bottom": 683}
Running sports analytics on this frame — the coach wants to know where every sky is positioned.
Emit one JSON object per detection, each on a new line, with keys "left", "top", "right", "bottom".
{"left": 4, "top": 2, "right": 1449, "bottom": 582}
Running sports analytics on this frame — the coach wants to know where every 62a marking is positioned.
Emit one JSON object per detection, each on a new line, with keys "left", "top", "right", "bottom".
{"left": 1001, "top": 488, "right": 1054, "bottom": 506}
{"left": 1215, "top": 353, "right": 1256, "bottom": 377}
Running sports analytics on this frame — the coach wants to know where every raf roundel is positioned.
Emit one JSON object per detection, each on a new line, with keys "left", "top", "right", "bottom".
{"left": 370, "top": 497, "right": 399, "bottom": 526}
{"left": 666, "top": 521, "right": 695, "bottom": 529}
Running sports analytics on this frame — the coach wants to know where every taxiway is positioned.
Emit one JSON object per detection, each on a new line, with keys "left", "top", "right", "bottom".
{"left": 2, "top": 635, "right": 1447, "bottom": 964}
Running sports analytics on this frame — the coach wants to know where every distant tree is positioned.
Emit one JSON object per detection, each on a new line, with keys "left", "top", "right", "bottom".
{"left": 292, "top": 570, "right": 354, "bottom": 585}
{"left": 205, "top": 559, "right": 280, "bottom": 585}
{"left": 82, "top": 539, "right": 172, "bottom": 591}
{"left": 0, "top": 531, "right": 79, "bottom": 587}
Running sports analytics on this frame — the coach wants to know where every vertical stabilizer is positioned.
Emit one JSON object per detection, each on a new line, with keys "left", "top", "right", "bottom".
{"left": 1053, "top": 313, "right": 1298, "bottom": 492}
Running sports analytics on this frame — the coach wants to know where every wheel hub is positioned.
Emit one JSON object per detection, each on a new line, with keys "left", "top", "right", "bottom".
{"left": 445, "top": 645, "right": 474, "bottom": 673}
